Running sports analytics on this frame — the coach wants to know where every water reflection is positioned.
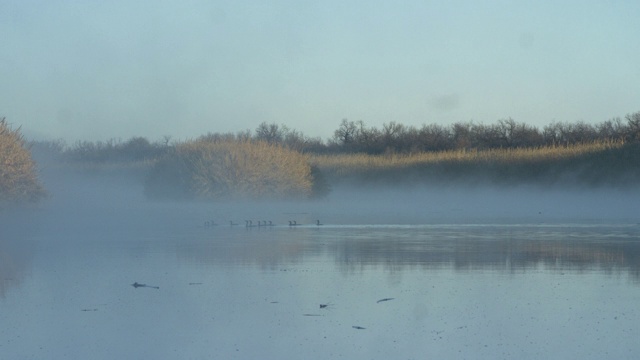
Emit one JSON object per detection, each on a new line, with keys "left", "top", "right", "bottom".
{"left": 2, "top": 215, "right": 639, "bottom": 359}
{"left": 178, "top": 224, "right": 640, "bottom": 282}
{"left": 0, "top": 238, "right": 35, "bottom": 298}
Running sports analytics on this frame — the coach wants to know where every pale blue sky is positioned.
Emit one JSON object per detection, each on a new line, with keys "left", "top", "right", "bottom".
{"left": 1, "top": 0, "right": 639, "bottom": 142}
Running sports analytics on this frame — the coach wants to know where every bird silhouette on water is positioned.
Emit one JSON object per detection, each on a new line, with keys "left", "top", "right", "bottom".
{"left": 131, "top": 282, "right": 159, "bottom": 289}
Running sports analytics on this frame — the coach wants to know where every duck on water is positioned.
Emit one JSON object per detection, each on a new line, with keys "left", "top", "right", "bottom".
{"left": 131, "top": 282, "right": 159, "bottom": 289}
{"left": 289, "top": 220, "right": 324, "bottom": 226}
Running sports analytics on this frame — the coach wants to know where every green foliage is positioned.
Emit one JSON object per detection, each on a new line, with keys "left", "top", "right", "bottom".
{"left": 145, "top": 139, "right": 318, "bottom": 200}
{"left": 0, "top": 118, "right": 46, "bottom": 203}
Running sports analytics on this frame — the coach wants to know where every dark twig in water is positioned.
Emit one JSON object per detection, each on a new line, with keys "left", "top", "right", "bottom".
{"left": 303, "top": 314, "right": 324, "bottom": 317}
{"left": 188, "top": 282, "right": 203, "bottom": 285}
{"left": 352, "top": 326, "right": 366, "bottom": 330}
{"left": 376, "top": 297, "right": 395, "bottom": 303}
{"left": 131, "top": 282, "right": 159, "bottom": 289}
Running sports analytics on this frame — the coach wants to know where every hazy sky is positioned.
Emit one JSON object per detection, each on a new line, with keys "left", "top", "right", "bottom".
{"left": 1, "top": 0, "right": 639, "bottom": 142}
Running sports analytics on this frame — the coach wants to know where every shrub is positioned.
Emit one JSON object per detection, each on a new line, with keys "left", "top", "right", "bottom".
{"left": 0, "top": 118, "right": 46, "bottom": 203}
{"left": 145, "top": 139, "right": 318, "bottom": 200}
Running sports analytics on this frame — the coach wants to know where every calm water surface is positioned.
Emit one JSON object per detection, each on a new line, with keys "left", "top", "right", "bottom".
{"left": 2, "top": 190, "right": 640, "bottom": 359}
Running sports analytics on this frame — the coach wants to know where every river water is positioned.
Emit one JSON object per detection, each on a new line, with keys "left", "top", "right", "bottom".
{"left": 1, "top": 186, "right": 640, "bottom": 359}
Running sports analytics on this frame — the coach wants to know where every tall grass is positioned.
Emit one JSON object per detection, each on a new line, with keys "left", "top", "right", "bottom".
{"left": 312, "top": 141, "right": 621, "bottom": 172}
{"left": 311, "top": 140, "right": 638, "bottom": 187}
{"left": 145, "top": 139, "right": 317, "bottom": 200}
{"left": 0, "top": 118, "right": 46, "bottom": 203}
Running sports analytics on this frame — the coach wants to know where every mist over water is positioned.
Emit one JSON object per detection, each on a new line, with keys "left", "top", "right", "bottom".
{"left": 15, "top": 161, "right": 640, "bottom": 237}
{"left": 2, "top": 162, "right": 640, "bottom": 359}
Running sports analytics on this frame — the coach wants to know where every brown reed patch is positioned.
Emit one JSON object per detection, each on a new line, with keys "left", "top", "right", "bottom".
{"left": 0, "top": 118, "right": 46, "bottom": 204}
{"left": 309, "top": 140, "right": 632, "bottom": 186}
{"left": 145, "top": 139, "right": 315, "bottom": 200}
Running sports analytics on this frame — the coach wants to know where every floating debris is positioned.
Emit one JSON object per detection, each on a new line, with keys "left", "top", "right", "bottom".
{"left": 131, "top": 282, "right": 159, "bottom": 289}
{"left": 81, "top": 308, "right": 98, "bottom": 312}
{"left": 188, "top": 282, "right": 203, "bottom": 285}
{"left": 302, "top": 314, "right": 323, "bottom": 317}
{"left": 352, "top": 326, "right": 366, "bottom": 330}
{"left": 376, "top": 297, "right": 395, "bottom": 303}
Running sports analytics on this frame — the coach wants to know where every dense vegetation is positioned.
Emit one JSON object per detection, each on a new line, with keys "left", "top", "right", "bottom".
{"left": 42, "top": 136, "right": 171, "bottom": 164}
{"left": 40, "top": 111, "right": 640, "bottom": 161}
{"left": 327, "top": 112, "right": 640, "bottom": 154}
{"left": 144, "top": 139, "right": 322, "bottom": 200}
{"left": 0, "top": 118, "right": 46, "bottom": 204}
{"left": 21, "top": 110, "right": 640, "bottom": 200}
{"left": 311, "top": 141, "right": 640, "bottom": 187}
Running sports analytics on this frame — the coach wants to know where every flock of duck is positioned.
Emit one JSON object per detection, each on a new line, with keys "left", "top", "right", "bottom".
{"left": 204, "top": 220, "right": 323, "bottom": 227}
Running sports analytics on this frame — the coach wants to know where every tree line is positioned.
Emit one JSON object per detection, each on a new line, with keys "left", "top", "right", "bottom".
{"left": 328, "top": 112, "right": 640, "bottom": 154}
{"left": 36, "top": 111, "right": 640, "bottom": 162}
{"left": 198, "top": 111, "right": 640, "bottom": 155}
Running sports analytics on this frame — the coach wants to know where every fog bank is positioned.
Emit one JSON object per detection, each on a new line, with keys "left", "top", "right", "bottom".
{"left": 3, "top": 159, "right": 635, "bottom": 242}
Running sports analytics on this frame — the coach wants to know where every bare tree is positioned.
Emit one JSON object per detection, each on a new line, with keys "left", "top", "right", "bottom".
{"left": 333, "top": 119, "right": 359, "bottom": 146}
{"left": 626, "top": 111, "right": 640, "bottom": 141}
{"left": 596, "top": 117, "right": 626, "bottom": 141}
{"left": 381, "top": 121, "right": 406, "bottom": 151}
{"left": 255, "top": 122, "right": 285, "bottom": 144}
{"left": 419, "top": 124, "right": 452, "bottom": 151}
{"left": 452, "top": 122, "right": 473, "bottom": 149}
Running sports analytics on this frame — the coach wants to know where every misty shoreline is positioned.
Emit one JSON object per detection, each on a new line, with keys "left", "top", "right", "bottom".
{"left": 3, "top": 113, "right": 638, "bottom": 205}
{"left": 18, "top": 154, "right": 640, "bottom": 226}
{"left": 31, "top": 141, "right": 640, "bottom": 202}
